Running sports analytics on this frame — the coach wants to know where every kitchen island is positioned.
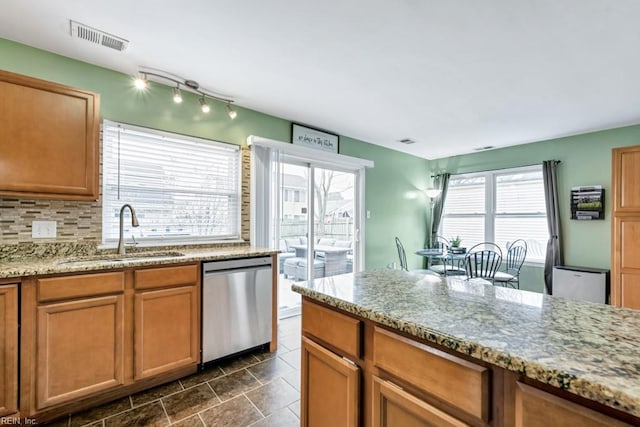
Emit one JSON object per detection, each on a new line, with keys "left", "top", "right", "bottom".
{"left": 292, "top": 269, "right": 640, "bottom": 426}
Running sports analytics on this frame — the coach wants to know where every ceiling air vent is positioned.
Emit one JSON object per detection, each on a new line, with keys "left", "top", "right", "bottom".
{"left": 70, "top": 20, "right": 129, "bottom": 52}
{"left": 473, "top": 145, "right": 495, "bottom": 151}
{"left": 398, "top": 138, "right": 416, "bottom": 145}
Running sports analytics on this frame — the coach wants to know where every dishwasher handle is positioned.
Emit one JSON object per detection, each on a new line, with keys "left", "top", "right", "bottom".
{"left": 203, "top": 256, "right": 272, "bottom": 275}
{"left": 204, "top": 264, "right": 272, "bottom": 276}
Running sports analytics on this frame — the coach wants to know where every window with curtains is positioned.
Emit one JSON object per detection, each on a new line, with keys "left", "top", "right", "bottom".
{"left": 440, "top": 166, "right": 548, "bottom": 262}
{"left": 101, "top": 120, "right": 241, "bottom": 244}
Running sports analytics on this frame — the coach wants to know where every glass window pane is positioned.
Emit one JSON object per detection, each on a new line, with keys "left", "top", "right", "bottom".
{"left": 444, "top": 177, "right": 485, "bottom": 215}
{"left": 495, "top": 217, "right": 548, "bottom": 262}
{"left": 441, "top": 216, "right": 485, "bottom": 250}
{"left": 496, "top": 170, "right": 546, "bottom": 214}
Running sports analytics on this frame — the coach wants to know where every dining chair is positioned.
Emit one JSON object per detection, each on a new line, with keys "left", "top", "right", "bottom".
{"left": 395, "top": 237, "right": 439, "bottom": 277}
{"left": 493, "top": 239, "right": 527, "bottom": 288}
{"left": 428, "top": 236, "right": 466, "bottom": 276}
{"left": 463, "top": 242, "right": 503, "bottom": 282}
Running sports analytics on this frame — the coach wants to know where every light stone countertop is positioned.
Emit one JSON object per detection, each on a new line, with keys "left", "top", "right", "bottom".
{"left": 0, "top": 244, "right": 278, "bottom": 279}
{"left": 292, "top": 269, "right": 640, "bottom": 418}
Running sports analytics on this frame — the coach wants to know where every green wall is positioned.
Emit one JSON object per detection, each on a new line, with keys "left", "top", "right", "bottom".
{"left": 0, "top": 38, "right": 429, "bottom": 269}
{"left": 429, "top": 125, "right": 640, "bottom": 291}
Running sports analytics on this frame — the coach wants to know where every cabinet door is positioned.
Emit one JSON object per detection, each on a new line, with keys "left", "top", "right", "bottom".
{"left": 613, "top": 145, "right": 640, "bottom": 212}
{"left": 372, "top": 376, "right": 468, "bottom": 427}
{"left": 515, "top": 382, "right": 631, "bottom": 427}
{"left": 612, "top": 216, "right": 640, "bottom": 307}
{"left": 0, "top": 285, "right": 18, "bottom": 416}
{"left": 36, "top": 295, "right": 124, "bottom": 409}
{"left": 0, "top": 70, "right": 99, "bottom": 200}
{"left": 134, "top": 285, "right": 199, "bottom": 379}
{"left": 301, "top": 336, "right": 359, "bottom": 427}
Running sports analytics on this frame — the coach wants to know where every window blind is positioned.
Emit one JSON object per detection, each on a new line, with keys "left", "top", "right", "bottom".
{"left": 102, "top": 120, "right": 241, "bottom": 244}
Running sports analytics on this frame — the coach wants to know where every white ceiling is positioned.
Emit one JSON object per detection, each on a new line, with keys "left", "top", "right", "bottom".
{"left": 2, "top": 0, "right": 640, "bottom": 160}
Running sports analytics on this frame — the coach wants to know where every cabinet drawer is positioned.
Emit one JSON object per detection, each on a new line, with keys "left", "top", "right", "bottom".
{"left": 515, "top": 382, "right": 630, "bottom": 427}
{"left": 373, "top": 327, "right": 490, "bottom": 422}
{"left": 38, "top": 272, "right": 124, "bottom": 302}
{"left": 302, "top": 301, "right": 362, "bottom": 360}
{"left": 134, "top": 264, "right": 199, "bottom": 290}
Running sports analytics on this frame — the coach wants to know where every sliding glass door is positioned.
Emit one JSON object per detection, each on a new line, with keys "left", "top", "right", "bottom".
{"left": 277, "top": 161, "right": 357, "bottom": 319}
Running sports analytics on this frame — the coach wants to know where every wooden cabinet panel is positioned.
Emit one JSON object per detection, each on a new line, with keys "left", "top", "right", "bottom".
{"left": 301, "top": 336, "right": 359, "bottom": 427}
{"left": 515, "top": 382, "right": 630, "bottom": 427}
{"left": 0, "top": 285, "right": 18, "bottom": 416}
{"left": 373, "top": 327, "right": 490, "bottom": 423}
{"left": 134, "top": 264, "right": 199, "bottom": 290}
{"left": 134, "top": 285, "right": 199, "bottom": 379}
{"left": 621, "top": 273, "right": 640, "bottom": 309}
{"left": 302, "top": 302, "right": 362, "bottom": 359}
{"left": 372, "top": 376, "right": 468, "bottom": 427}
{"left": 613, "top": 146, "right": 640, "bottom": 212}
{"left": 36, "top": 295, "right": 124, "bottom": 409}
{"left": 0, "top": 70, "right": 99, "bottom": 200}
{"left": 38, "top": 271, "right": 124, "bottom": 302}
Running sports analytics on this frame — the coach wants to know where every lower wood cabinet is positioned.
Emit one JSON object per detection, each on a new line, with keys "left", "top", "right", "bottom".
{"left": 372, "top": 376, "right": 468, "bottom": 427}
{"left": 514, "top": 382, "right": 631, "bottom": 427}
{"left": 301, "top": 336, "right": 359, "bottom": 427}
{"left": 134, "top": 284, "right": 199, "bottom": 379}
{"left": 36, "top": 295, "right": 125, "bottom": 409}
{"left": 0, "top": 284, "right": 18, "bottom": 417}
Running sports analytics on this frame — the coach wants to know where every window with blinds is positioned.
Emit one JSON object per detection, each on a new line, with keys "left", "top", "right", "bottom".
{"left": 441, "top": 166, "right": 548, "bottom": 262}
{"left": 102, "top": 120, "right": 241, "bottom": 244}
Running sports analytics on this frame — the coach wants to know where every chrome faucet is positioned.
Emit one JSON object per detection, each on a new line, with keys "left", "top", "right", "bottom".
{"left": 117, "top": 204, "right": 140, "bottom": 255}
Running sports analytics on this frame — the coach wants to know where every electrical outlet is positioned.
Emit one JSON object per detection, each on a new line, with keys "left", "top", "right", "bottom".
{"left": 32, "top": 220, "right": 57, "bottom": 239}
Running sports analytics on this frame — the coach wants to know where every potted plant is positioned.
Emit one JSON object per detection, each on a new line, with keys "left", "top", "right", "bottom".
{"left": 450, "top": 236, "right": 466, "bottom": 254}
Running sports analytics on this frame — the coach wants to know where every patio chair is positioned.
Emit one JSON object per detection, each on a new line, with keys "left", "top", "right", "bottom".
{"left": 463, "top": 242, "right": 503, "bottom": 282}
{"left": 395, "top": 237, "right": 439, "bottom": 277}
{"left": 493, "top": 239, "right": 527, "bottom": 288}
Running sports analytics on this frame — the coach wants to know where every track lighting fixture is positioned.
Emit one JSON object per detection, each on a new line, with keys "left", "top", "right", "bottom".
{"left": 199, "top": 97, "right": 210, "bottom": 113}
{"left": 172, "top": 86, "right": 183, "bottom": 104}
{"left": 133, "top": 68, "right": 237, "bottom": 118}
{"left": 226, "top": 103, "right": 237, "bottom": 119}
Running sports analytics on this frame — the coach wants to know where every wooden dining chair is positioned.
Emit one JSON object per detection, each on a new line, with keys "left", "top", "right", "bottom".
{"left": 463, "top": 242, "right": 503, "bottom": 282}
{"left": 493, "top": 239, "right": 527, "bottom": 288}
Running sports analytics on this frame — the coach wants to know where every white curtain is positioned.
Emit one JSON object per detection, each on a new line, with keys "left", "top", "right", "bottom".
{"left": 250, "top": 144, "right": 282, "bottom": 249}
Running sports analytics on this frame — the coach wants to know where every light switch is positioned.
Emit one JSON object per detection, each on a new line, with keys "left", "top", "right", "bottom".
{"left": 366, "top": 210, "right": 371, "bottom": 219}
{"left": 32, "top": 220, "right": 57, "bottom": 238}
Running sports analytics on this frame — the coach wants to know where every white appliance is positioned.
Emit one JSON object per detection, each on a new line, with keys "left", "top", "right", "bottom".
{"left": 552, "top": 265, "right": 609, "bottom": 304}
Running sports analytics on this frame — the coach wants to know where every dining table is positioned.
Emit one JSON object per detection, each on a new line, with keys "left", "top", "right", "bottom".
{"left": 289, "top": 244, "right": 352, "bottom": 276}
{"left": 415, "top": 248, "right": 467, "bottom": 276}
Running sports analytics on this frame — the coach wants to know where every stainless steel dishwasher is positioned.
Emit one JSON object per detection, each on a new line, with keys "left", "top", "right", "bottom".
{"left": 202, "top": 256, "right": 273, "bottom": 365}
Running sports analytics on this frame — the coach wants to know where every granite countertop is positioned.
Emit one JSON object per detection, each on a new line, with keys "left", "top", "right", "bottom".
{"left": 292, "top": 269, "right": 640, "bottom": 418}
{"left": 0, "top": 243, "right": 278, "bottom": 279}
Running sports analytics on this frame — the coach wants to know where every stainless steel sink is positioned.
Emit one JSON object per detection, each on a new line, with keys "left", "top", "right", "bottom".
{"left": 57, "top": 251, "right": 185, "bottom": 266}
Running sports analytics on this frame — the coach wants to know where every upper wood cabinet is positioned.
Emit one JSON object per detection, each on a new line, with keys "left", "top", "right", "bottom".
{"left": 0, "top": 70, "right": 99, "bottom": 200}
{"left": 611, "top": 145, "right": 640, "bottom": 307}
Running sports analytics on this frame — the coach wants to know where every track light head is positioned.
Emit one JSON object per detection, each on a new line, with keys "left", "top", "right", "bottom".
{"left": 199, "top": 97, "right": 210, "bottom": 113}
{"left": 134, "top": 74, "right": 148, "bottom": 89}
{"left": 226, "top": 103, "right": 237, "bottom": 120}
{"left": 172, "top": 86, "right": 183, "bottom": 104}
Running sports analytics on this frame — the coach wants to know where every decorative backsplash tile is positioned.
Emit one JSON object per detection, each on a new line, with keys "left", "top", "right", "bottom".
{"left": 0, "top": 143, "right": 252, "bottom": 245}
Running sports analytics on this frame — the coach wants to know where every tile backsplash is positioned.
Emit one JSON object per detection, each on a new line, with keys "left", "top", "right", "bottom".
{"left": 0, "top": 146, "right": 251, "bottom": 245}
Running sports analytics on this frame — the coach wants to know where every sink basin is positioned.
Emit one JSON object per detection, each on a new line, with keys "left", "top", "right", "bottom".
{"left": 57, "top": 251, "right": 185, "bottom": 266}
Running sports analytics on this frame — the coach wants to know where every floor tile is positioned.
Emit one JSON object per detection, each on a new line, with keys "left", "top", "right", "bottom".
{"left": 288, "top": 400, "right": 300, "bottom": 418}
{"left": 279, "top": 349, "right": 301, "bottom": 370}
{"left": 69, "top": 397, "right": 132, "bottom": 427}
{"left": 199, "top": 395, "right": 263, "bottom": 427}
{"left": 278, "top": 333, "right": 301, "bottom": 351}
{"left": 169, "top": 414, "right": 205, "bottom": 427}
{"left": 249, "top": 406, "right": 299, "bottom": 427}
{"left": 218, "top": 354, "right": 260, "bottom": 375}
{"left": 208, "top": 369, "right": 261, "bottom": 401}
{"left": 162, "top": 384, "right": 220, "bottom": 423}
{"left": 282, "top": 370, "right": 300, "bottom": 392}
{"left": 247, "top": 356, "right": 295, "bottom": 384}
{"left": 42, "top": 416, "right": 70, "bottom": 427}
{"left": 245, "top": 378, "right": 299, "bottom": 416}
{"left": 131, "top": 380, "right": 183, "bottom": 407}
{"left": 104, "top": 401, "right": 168, "bottom": 427}
{"left": 180, "top": 366, "right": 224, "bottom": 389}
{"left": 278, "top": 316, "right": 301, "bottom": 335}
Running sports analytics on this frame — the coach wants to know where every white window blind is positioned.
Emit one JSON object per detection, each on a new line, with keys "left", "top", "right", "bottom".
{"left": 102, "top": 120, "right": 241, "bottom": 244}
{"left": 441, "top": 166, "right": 548, "bottom": 262}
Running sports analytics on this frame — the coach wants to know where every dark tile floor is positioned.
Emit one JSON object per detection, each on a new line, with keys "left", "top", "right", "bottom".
{"left": 45, "top": 315, "right": 301, "bottom": 427}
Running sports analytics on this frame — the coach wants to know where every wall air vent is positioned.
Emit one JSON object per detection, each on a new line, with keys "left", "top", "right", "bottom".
{"left": 70, "top": 20, "right": 129, "bottom": 52}
{"left": 398, "top": 138, "right": 416, "bottom": 145}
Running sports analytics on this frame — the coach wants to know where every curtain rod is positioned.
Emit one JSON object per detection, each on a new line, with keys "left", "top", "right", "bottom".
{"left": 430, "top": 160, "right": 561, "bottom": 177}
